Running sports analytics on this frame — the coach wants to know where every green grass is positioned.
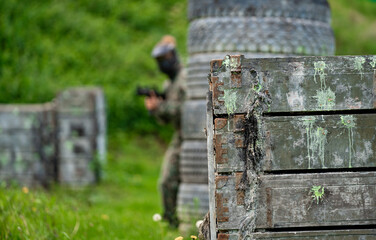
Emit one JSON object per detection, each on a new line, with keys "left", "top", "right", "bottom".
{"left": 0, "top": 133, "right": 189, "bottom": 239}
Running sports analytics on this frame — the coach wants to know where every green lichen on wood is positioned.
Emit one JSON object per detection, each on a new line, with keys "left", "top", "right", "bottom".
{"left": 253, "top": 83, "right": 262, "bottom": 93}
{"left": 223, "top": 55, "right": 231, "bottom": 68}
{"left": 314, "top": 61, "right": 327, "bottom": 86}
{"left": 223, "top": 89, "right": 238, "bottom": 115}
{"left": 65, "top": 141, "right": 74, "bottom": 152}
{"left": 370, "top": 56, "right": 376, "bottom": 75}
{"left": 314, "top": 89, "right": 336, "bottom": 110}
{"left": 370, "top": 56, "right": 376, "bottom": 69}
{"left": 222, "top": 55, "right": 240, "bottom": 70}
{"left": 311, "top": 185, "right": 325, "bottom": 204}
{"left": 24, "top": 115, "right": 36, "bottom": 129}
{"left": 313, "top": 61, "right": 335, "bottom": 110}
{"left": 301, "top": 117, "right": 327, "bottom": 168}
{"left": 353, "top": 56, "right": 366, "bottom": 80}
{"left": 302, "top": 116, "right": 316, "bottom": 169}
{"left": 314, "top": 127, "right": 327, "bottom": 168}
{"left": 341, "top": 115, "right": 356, "bottom": 168}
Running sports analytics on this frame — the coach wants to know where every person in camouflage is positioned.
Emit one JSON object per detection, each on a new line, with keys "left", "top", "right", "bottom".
{"left": 145, "top": 35, "right": 186, "bottom": 227}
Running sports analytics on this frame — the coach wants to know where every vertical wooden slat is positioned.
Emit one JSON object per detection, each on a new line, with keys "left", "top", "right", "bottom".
{"left": 206, "top": 91, "right": 217, "bottom": 240}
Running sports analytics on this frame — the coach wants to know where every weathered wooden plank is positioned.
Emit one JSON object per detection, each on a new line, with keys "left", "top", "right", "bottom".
{"left": 214, "top": 113, "right": 376, "bottom": 172}
{"left": 209, "top": 55, "right": 376, "bottom": 237}
{"left": 58, "top": 159, "right": 95, "bottom": 185}
{"left": 215, "top": 172, "right": 376, "bottom": 231}
{"left": 58, "top": 138, "right": 94, "bottom": 159}
{"left": 58, "top": 117, "right": 96, "bottom": 139}
{"left": 257, "top": 172, "right": 376, "bottom": 229}
{"left": 215, "top": 173, "right": 254, "bottom": 230}
{"left": 252, "top": 229, "right": 376, "bottom": 239}
{"left": 56, "top": 88, "right": 104, "bottom": 114}
{"left": 214, "top": 114, "right": 246, "bottom": 173}
{"left": 264, "top": 113, "right": 376, "bottom": 171}
{"left": 0, "top": 131, "right": 38, "bottom": 150}
{"left": 0, "top": 110, "right": 41, "bottom": 130}
{"left": 0, "top": 151, "right": 48, "bottom": 186}
{"left": 207, "top": 91, "right": 217, "bottom": 240}
{"left": 210, "top": 55, "right": 376, "bottom": 115}
{"left": 220, "top": 229, "right": 376, "bottom": 239}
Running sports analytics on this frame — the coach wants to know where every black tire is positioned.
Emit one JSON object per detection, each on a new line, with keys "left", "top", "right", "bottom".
{"left": 180, "top": 140, "right": 208, "bottom": 183}
{"left": 177, "top": 183, "right": 209, "bottom": 223}
{"left": 182, "top": 100, "right": 207, "bottom": 139}
{"left": 188, "top": 0, "right": 331, "bottom": 23}
{"left": 188, "top": 17, "right": 335, "bottom": 56}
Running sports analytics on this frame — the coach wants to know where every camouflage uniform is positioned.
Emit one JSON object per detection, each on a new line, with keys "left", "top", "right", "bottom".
{"left": 151, "top": 68, "right": 186, "bottom": 227}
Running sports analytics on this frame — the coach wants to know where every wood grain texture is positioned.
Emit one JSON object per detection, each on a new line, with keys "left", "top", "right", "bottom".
{"left": 264, "top": 114, "right": 376, "bottom": 171}
{"left": 252, "top": 229, "right": 376, "bottom": 239}
{"left": 208, "top": 55, "right": 376, "bottom": 238}
{"left": 214, "top": 113, "right": 376, "bottom": 172}
{"left": 211, "top": 56, "right": 376, "bottom": 115}
{"left": 215, "top": 174, "right": 253, "bottom": 230}
{"left": 257, "top": 172, "right": 376, "bottom": 229}
{"left": 206, "top": 92, "right": 217, "bottom": 240}
{"left": 214, "top": 115, "right": 246, "bottom": 172}
{"left": 214, "top": 172, "right": 376, "bottom": 231}
{"left": 223, "top": 229, "right": 376, "bottom": 239}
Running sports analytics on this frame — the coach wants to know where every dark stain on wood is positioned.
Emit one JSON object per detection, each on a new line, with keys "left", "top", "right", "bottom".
{"left": 216, "top": 193, "right": 229, "bottom": 223}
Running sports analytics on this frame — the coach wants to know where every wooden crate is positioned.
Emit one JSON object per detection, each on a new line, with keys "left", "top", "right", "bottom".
{"left": 207, "top": 55, "right": 376, "bottom": 239}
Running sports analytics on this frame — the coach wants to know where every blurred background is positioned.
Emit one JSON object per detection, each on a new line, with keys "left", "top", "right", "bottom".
{"left": 0, "top": 0, "right": 375, "bottom": 239}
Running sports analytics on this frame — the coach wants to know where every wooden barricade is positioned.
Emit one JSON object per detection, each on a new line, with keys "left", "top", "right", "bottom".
{"left": 0, "top": 87, "right": 106, "bottom": 187}
{"left": 207, "top": 55, "right": 376, "bottom": 239}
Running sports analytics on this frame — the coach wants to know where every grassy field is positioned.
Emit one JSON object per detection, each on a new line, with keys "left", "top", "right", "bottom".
{"left": 0, "top": 134, "right": 185, "bottom": 239}
{"left": 0, "top": 0, "right": 375, "bottom": 239}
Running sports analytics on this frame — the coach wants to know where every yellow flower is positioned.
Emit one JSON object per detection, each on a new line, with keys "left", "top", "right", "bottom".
{"left": 101, "top": 214, "right": 109, "bottom": 221}
{"left": 32, "top": 207, "right": 37, "bottom": 212}
{"left": 191, "top": 236, "right": 197, "bottom": 240}
{"left": 175, "top": 237, "right": 184, "bottom": 240}
{"left": 22, "top": 187, "right": 29, "bottom": 194}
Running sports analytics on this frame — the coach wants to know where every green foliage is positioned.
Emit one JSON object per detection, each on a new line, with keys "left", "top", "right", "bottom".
{"left": 0, "top": 0, "right": 188, "bottom": 137}
{"left": 329, "top": 0, "right": 376, "bottom": 55}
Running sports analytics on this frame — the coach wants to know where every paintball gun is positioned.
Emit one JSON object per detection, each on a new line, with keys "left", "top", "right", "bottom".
{"left": 136, "top": 86, "right": 165, "bottom": 99}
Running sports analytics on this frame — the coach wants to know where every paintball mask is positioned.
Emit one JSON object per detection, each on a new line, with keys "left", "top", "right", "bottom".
{"left": 152, "top": 35, "right": 180, "bottom": 81}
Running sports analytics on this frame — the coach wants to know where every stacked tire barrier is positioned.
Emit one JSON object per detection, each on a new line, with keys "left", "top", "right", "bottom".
{"left": 0, "top": 87, "right": 106, "bottom": 187}
{"left": 177, "top": 0, "right": 335, "bottom": 231}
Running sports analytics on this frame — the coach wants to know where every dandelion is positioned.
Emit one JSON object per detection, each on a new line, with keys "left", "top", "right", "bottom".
{"left": 22, "top": 187, "right": 29, "bottom": 194}
{"left": 175, "top": 237, "right": 184, "bottom": 240}
{"left": 101, "top": 214, "right": 109, "bottom": 221}
{"left": 191, "top": 235, "right": 197, "bottom": 240}
{"left": 196, "top": 220, "right": 204, "bottom": 229}
{"left": 152, "top": 213, "right": 162, "bottom": 222}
